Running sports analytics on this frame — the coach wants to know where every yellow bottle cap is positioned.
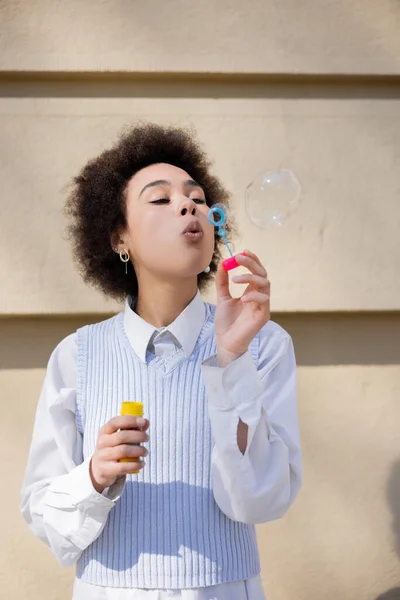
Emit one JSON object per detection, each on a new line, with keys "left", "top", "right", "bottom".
{"left": 120, "top": 401, "right": 143, "bottom": 417}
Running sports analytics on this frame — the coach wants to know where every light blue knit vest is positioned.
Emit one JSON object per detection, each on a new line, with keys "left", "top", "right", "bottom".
{"left": 75, "top": 303, "right": 261, "bottom": 589}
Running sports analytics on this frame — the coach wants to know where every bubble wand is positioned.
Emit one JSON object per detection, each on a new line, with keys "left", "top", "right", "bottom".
{"left": 208, "top": 204, "right": 245, "bottom": 271}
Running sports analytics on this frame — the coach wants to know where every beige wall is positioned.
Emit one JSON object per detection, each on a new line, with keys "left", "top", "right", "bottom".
{"left": 1, "top": 1, "right": 400, "bottom": 599}
{"left": 1, "top": 0, "right": 400, "bottom": 75}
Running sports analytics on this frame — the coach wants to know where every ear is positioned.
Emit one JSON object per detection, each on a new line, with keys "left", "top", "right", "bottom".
{"left": 110, "top": 230, "right": 123, "bottom": 253}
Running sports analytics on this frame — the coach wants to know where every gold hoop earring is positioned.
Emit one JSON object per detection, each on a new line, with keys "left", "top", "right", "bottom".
{"left": 119, "top": 249, "right": 130, "bottom": 275}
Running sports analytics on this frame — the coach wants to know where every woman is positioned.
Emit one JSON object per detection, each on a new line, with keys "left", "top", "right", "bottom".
{"left": 21, "top": 122, "right": 302, "bottom": 600}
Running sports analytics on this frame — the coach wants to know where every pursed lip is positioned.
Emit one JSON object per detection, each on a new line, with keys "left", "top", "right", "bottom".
{"left": 181, "top": 220, "right": 204, "bottom": 235}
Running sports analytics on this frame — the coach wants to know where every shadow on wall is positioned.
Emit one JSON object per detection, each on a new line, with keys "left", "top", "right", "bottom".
{"left": 375, "top": 460, "right": 400, "bottom": 600}
{"left": 387, "top": 460, "right": 400, "bottom": 558}
{"left": 376, "top": 591, "right": 400, "bottom": 600}
{"left": 2, "top": 312, "right": 400, "bottom": 369}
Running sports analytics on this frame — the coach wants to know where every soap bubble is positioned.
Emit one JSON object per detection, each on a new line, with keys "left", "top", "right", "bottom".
{"left": 245, "top": 169, "right": 301, "bottom": 229}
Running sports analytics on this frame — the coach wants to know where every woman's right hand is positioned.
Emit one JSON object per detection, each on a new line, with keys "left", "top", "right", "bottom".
{"left": 90, "top": 416, "right": 150, "bottom": 494}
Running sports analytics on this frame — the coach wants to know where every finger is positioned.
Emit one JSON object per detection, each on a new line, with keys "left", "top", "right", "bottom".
{"left": 234, "top": 253, "right": 267, "bottom": 277}
{"left": 243, "top": 249, "right": 263, "bottom": 264}
{"left": 140, "top": 420, "right": 150, "bottom": 433}
{"left": 241, "top": 291, "right": 270, "bottom": 305}
{"left": 106, "top": 429, "right": 150, "bottom": 448}
{"left": 117, "top": 460, "right": 146, "bottom": 475}
{"left": 118, "top": 417, "right": 149, "bottom": 431}
{"left": 232, "top": 273, "right": 270, "bottom": 291}
{"left": 101, "top": 416, "right": 148, "bottom": 435}
{"left": 111, "top": 444, "right": 148, "bottom": 461}
{"left": 98, "top": 430, "right": 149, "bottom": 450}
{"left": 216, "top": 261, "right": 232, "bottom": 302}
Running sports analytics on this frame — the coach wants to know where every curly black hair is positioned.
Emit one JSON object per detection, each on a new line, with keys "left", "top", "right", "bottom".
{"left": 64, "top": 122, "right": 234, "bottom": 301}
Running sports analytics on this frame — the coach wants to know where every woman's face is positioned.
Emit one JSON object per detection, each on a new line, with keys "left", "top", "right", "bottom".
{"left": 120, "top": 163, "right": 215, "bottom": 282}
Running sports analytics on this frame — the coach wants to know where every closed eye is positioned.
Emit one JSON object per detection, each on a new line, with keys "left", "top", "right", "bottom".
{"left": 150, "top": 198, "right": 206, "bottom": 205}
{"left": 150, "top": 198, "right": 170, "bottom": 204}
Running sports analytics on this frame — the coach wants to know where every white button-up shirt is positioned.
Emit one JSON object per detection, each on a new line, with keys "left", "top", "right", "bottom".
{"left": 21, "top": 291, "right": 302, "bottom": 600}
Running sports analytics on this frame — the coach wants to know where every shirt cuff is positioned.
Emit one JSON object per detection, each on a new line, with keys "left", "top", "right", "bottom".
{"left": 102, "top": 476, "right": 126, "bottom": 502}
{"left": 201, "top": 351, "right": 264, "bottom": 429}
{"left": 50, "top": 458, "right": 124, "bottom": 514}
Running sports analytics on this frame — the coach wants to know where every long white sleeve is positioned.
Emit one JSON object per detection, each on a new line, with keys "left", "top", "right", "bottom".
{"left": 20, "top": 334, "right": 124, "bottom": 568}
{"left": 201, "top": 322, "right": 302, "bottom": 525}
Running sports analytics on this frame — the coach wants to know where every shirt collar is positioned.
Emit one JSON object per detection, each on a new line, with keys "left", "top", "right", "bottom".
{"left": 123, "top": 290, "right": 206, "bottom": 363}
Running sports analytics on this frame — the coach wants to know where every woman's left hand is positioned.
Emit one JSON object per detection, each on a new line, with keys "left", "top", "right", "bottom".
{"left": 214, "top": 249, "right": 271, "bottom": 367}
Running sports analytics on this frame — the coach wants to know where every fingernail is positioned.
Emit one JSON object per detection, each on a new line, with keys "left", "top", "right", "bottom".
{"left": 137, "top": 418, "right": 146, "bottom": 426}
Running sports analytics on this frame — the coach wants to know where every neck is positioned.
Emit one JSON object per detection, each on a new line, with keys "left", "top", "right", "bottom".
{"left": 135, "top": 275, "right": 198, "bottom": 328}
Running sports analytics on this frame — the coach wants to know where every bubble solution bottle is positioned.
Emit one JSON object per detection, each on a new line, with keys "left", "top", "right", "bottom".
{"left": 119, "top": 401, "right": 144, "bottom": 475}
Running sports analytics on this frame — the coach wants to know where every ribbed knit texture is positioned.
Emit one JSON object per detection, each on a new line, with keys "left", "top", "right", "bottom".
{"left": 75, "top": 303, "right": 260, "bottom": 589}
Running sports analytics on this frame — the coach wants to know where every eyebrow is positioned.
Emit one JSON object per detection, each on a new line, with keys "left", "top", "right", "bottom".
{"left": 139, "top": 179, "right": 204, "bottom": 197}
